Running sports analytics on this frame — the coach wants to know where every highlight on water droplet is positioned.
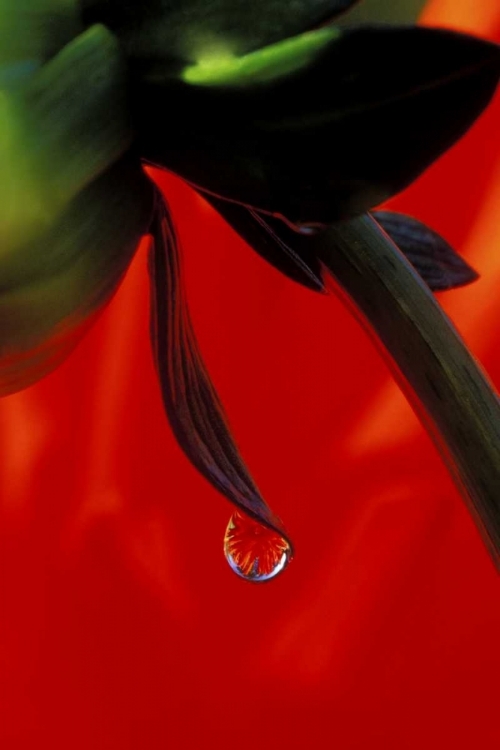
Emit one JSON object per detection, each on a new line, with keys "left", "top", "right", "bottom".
{"left": 224, "top": 511, "right": 292, "bottom": 582}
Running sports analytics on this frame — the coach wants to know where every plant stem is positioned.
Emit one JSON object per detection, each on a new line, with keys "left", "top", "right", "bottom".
{"left": 315, "top": 213, "right": 500, "bottom": 568}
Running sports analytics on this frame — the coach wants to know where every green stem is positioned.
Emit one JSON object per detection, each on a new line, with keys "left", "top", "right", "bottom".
{"left": 315, "top": 213, "right": 500, "bottom": 567}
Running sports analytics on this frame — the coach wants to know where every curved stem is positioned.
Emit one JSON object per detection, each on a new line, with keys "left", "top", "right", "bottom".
{"left": 315, "top": 213, "right": 500, "bottom": 567}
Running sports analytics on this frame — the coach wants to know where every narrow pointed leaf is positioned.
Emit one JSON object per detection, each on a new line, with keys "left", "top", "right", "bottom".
{"left": 207, "top": 196, "right": 325, "bottom": 292}
{"left": 81, "top": 0, "right": 358, "bottom": 66}
{"left": 149, "top": 190, "right": 290, "bottom": 540}
{"left": 373, "top": 211, "right": 479, "bottom": 291}
{"left": 137, "top": 26, "right": 500, "bottom": 225}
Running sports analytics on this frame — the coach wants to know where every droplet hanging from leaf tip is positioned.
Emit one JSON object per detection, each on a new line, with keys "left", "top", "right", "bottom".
{"left": 224, "top": 511, "right": 292, "bottom": 582}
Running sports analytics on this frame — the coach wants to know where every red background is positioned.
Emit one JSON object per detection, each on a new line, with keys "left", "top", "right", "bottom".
{"left": 1, "top": 1, "right": 499, "bottom": 747}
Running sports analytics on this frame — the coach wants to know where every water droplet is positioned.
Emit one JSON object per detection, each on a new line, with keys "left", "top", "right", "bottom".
{"left": 224, "top": 511, "right": 292, "bottom": 582}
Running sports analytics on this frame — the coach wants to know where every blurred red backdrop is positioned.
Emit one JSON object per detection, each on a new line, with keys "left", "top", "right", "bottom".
{"left": 0, "top": 1, "right": 499, "bottom": 748}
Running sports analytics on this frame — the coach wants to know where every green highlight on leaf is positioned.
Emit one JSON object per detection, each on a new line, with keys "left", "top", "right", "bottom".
{"left": 182, "top": 25, "right": 340, "bottom": 87}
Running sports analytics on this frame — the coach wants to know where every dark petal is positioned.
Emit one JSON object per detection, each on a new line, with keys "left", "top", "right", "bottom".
{"left": 148, "top": 189, "right": 290, "bottom": 540}
{"left": 373, "top": 211, "right": 479, "bottom": 291}
{"left": 206, "top": 195, "right": 325, "bottom": 292}
{"left": 137, "top": 26, "right": 500, "bottom": 224}
{"left": 80, "top": 0, "right": 358, "bottom": 65}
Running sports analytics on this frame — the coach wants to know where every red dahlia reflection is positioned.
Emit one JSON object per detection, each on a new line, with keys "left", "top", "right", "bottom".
{"left": 224, "top": 512, "right": 292, "bottom": 582}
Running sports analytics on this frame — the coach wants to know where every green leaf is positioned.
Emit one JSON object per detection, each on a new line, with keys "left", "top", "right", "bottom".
{"left": 373, "top": 211, "right": 479, "bottom": 291}
{"left": 136, "top": 25, "right": 500, "bottom": 225}
{"left": 81, "top": 0, "right": 357, "bottom": 66}
{"left": 0, "top": 25, "right": 154, "bottom": 394}
{"left": 0, "top": 0, "right": 80, "bottom": 68}
{"left": 0, "top": 153, "right": 154, "bottom": 395}
{"left": 0, "top": 24, "right": 133, "bottom": 284}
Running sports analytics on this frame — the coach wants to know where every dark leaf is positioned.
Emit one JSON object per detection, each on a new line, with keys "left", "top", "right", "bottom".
{"left": 137, "top": 25, "right": 500, "bottom": 224}
{"left": 207, "top": 195, "right": 325, "bottom": 292}
{"left": 373, "top": 211, "right": 479, "bottom": 291}
{"left": 148, "top": 189, "right": 290, "bottom": 540}
{"left": 80, "top": 0, "right": 358, "bottom": 66}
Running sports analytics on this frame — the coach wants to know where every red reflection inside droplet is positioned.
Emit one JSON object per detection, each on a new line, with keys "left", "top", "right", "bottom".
{"left": 224, "top": 511, "right": 292, "bottom": 581}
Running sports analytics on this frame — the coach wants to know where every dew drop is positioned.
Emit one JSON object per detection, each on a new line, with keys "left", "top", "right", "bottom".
{"left": 224, "top": 511, "right": 292, "bottom": 582}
